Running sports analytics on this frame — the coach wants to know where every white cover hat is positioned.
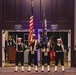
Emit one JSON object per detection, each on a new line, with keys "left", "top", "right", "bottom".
{"left": 17, "top": 37, "right": 22, "bottom": 40}
{"left": 57, "top": 38, "right": 61, "bottom": 40}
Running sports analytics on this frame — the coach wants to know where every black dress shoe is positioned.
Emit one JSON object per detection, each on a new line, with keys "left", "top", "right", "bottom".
{"left": 14, "top": 70, "right": 17, "bottom": 72}
{"left": 35, "top": 70, "right": 38, "bottom": 72}
{"left": 62, "top": 70, "right": 65, "bottom": 72}
{"left": 22, "top": 70, "right": 24, "bottom": 72}
{"left": 41, "top": 70, "right": 44, "bottom": 72}
{"left": 55, "top": 71, "right": 57, "bottom": 72}
{"left": 48, "top": 70, "right": 50, "bottom": 72}
{"left": 27, "top": 70, "right": 31, "bottom": 72}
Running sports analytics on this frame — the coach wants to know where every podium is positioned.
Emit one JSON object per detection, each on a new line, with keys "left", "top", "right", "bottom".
{"left": 8, "top": 46, "right": 16, "bottom": 61}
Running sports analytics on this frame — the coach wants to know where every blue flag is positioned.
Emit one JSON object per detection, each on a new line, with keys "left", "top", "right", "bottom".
{"left": 42, "top": 4, "right": 47, "bottom": 44}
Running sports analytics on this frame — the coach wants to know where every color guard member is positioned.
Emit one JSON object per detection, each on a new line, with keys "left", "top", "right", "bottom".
{"left": 8, "top": 35, "right": 15, "bottom": 46}
{"left": 14, "top": 37, "right": 27, "bottom": 72}
{"left": 54, "top": 38, "right": 65, "bottom": 72}
{"left": 41, "top": 44, "right": 50, "bottom": 72}
{"left": 27, "top": 34, "right": 38, "bottom": 72}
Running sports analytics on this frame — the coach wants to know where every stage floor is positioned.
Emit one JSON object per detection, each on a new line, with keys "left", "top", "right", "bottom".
{"left": 4, "top": 61, "right": 68, "bottom": 67}
{"left": 0, "top": 67, "right": 76, "bottom": 75}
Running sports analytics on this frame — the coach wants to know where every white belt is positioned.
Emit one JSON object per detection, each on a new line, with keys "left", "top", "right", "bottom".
{"left": 56, "top": 51, "right": 63, "bottom": 52}
{"left": 17, "top": 50, "right": 23, "bottom": 52}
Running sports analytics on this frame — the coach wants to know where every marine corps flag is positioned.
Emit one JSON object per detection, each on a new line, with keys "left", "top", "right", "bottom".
{"left": 28, "top": 0, "right": 34, "bottom": 46}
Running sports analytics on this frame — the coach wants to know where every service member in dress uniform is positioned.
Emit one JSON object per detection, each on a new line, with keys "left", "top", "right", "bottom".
{"left": 54, "top": 38, "right": 65, "bottom": 72}
{"left": 27, "top": 34, "right": 38, "bottom": 72}
{"left": 14, "top": 37, "right": 27, "bottom": 72}
{"left": 41, "top": 43, "right": 50, "bottom": 72}
{"left": 8, "top": 35, "right": 15, "bottom": 46}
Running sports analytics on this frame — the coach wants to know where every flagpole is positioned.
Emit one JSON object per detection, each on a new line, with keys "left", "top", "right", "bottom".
{"left": 31, "top": 0, "right": 33, "bottom": 7}
{"left": 42, "top": 0, "right": 47, "bottom": 44}
{"left": 42, "top": 0, "right": 45, "bottom": 43}
{"left": 31, "top": 0, "right": 33, "bottom": 15}
{"left": 43, "top": 0, "right": 45, "bottom": 18}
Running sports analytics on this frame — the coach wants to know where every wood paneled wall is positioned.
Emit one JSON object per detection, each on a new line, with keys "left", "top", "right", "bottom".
{"left": 2, "top": 0, "right": 74, "bottom": 29}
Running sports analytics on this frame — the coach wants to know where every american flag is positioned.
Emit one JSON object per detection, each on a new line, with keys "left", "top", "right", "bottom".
{"left": 28, "top": 0, "right": 34, "bottom": 46}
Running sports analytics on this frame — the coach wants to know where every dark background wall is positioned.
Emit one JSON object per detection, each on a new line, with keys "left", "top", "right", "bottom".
{"left": 0, "top": 0, "right": 75, "bottom": 67}
{"left": 0, "top": 0, "right": 2, "bottom": 67}
{"left": 2, "top": 0, "right": 74, "bottom": 29}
